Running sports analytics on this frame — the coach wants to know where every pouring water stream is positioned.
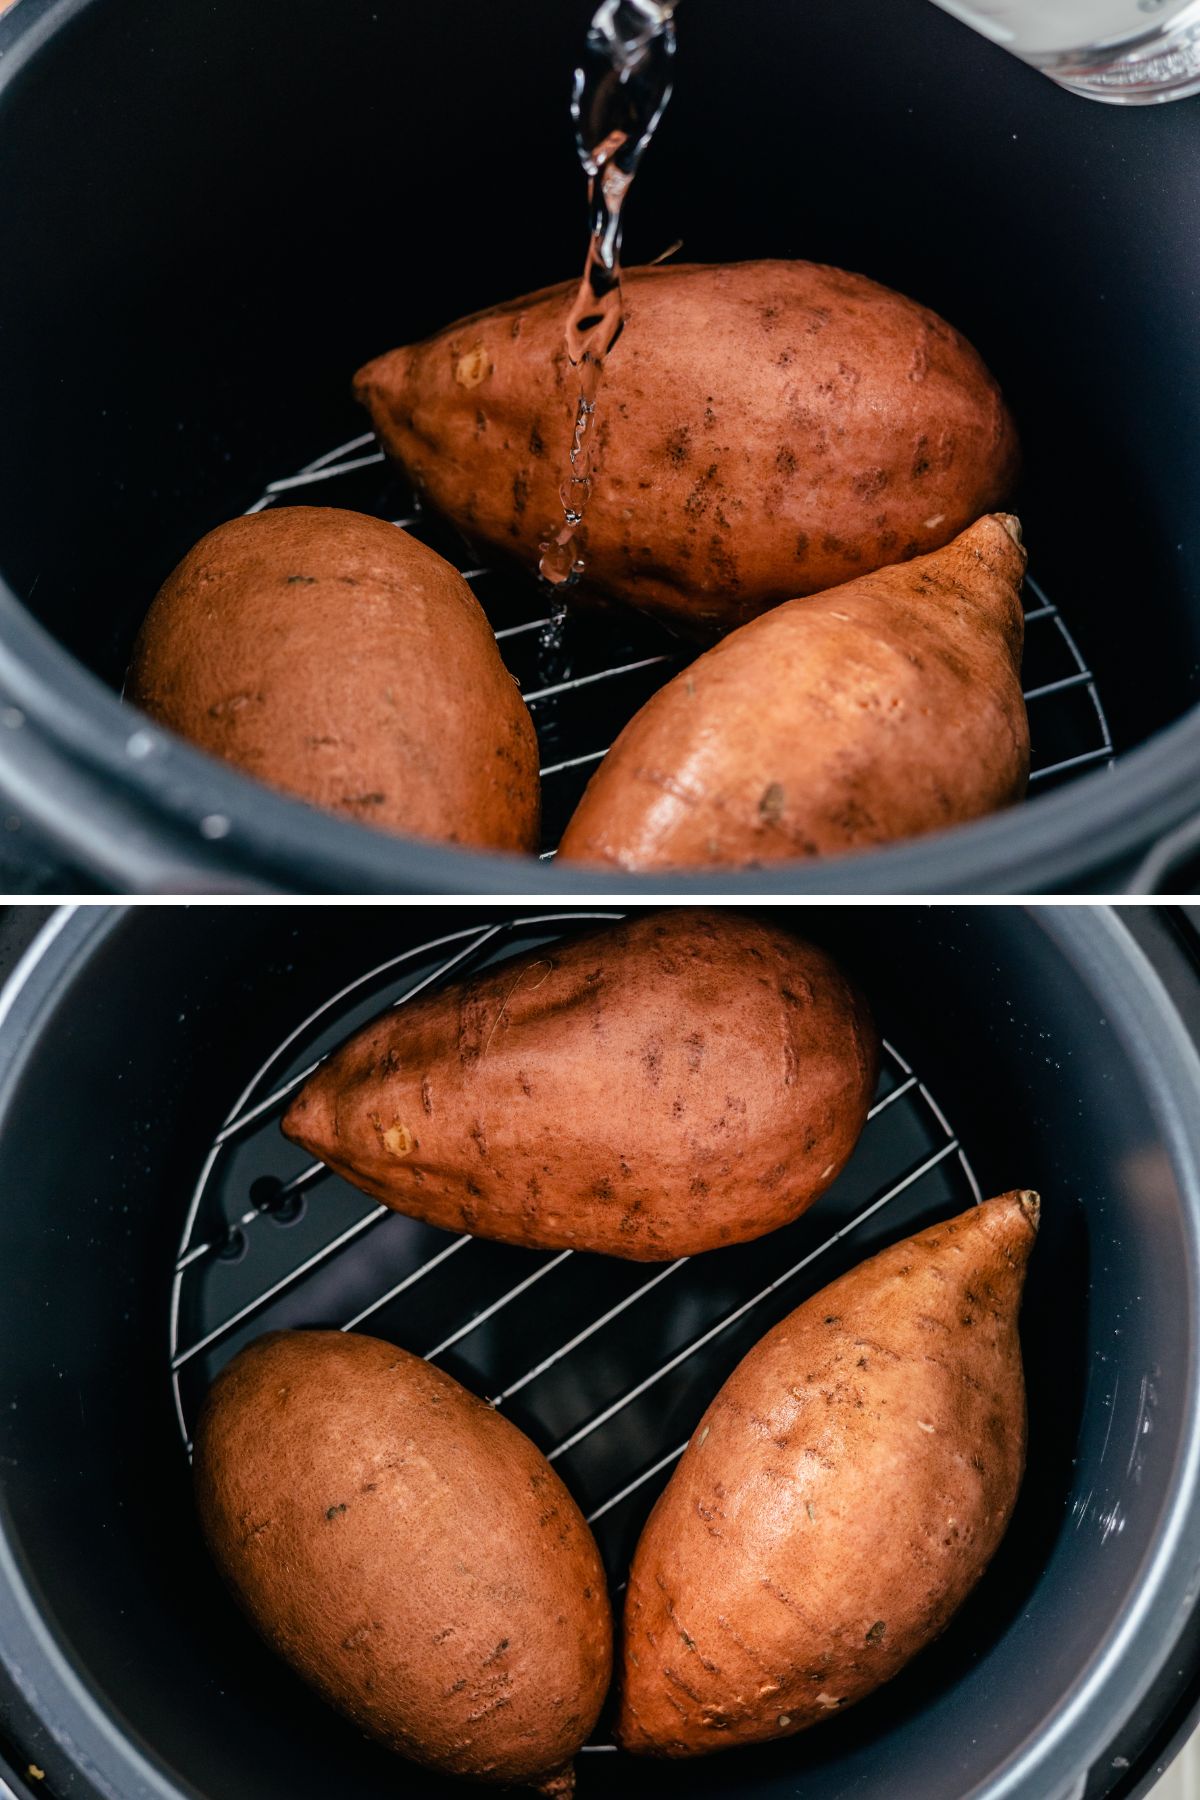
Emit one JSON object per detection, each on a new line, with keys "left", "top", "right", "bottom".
{"left": 537, "top": 0, "right": 678, "bottom": 617}
{"left": 538, "top": 0, "right": 1195, "bottom": 656}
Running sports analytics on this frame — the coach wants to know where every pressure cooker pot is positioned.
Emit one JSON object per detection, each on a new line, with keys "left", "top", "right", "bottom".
{"left": 0, "top": 0, "right": 1199, "bottom": 890}
{"left": 1, "top": 904, "right": 1200, "bottom": 1799}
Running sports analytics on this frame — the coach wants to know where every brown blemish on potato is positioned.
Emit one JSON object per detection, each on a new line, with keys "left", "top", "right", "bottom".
{"left": 454, "top": 343, "right": 493, "bottom": 388}
{"left": 382, "top": 1123, "right": 415, "bottom": 1157}
{"left": 665, "top": 426, "right": 692, "bottom": 467}
{"left": 759, "top": 783, "right": 785, "bottom": 825}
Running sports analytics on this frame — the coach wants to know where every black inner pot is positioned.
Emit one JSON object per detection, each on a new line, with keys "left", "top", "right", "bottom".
{"left": 0, "top": 0, "right": 1199, "bottom": 891}
{"left": 1, "top": 906, "right": 1200, "bottom": 1800}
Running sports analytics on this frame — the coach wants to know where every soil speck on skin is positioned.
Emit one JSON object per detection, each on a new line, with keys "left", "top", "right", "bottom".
{"left": 759, "top": 783, "right": 785, "bottom": 823}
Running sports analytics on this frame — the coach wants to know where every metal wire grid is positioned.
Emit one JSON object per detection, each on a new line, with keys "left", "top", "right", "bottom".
{"left": 168, "top": 913, "right": 983, "bottom": 1597}
{"left": 243, "top": 432, "right": 1115, "bottom": 855}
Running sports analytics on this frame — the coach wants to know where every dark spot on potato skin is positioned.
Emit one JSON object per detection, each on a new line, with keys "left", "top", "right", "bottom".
{"left": 759, "top": 783, "right": 786, "bottom": 824}
{"left": 665, "top": 426, "right": 692, "bottom": 467}
{"left": 707, "top": 534, "right": 741, "bottom": 590}
{"left": 853, "top": 468, "right": 889, "bottom": 501}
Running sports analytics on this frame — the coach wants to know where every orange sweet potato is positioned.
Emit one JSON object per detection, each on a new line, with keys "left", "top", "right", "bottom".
{"left": 283, "top": 910, "right": 879, "bottom": 1260}
{"left": 355, "top": 260, "right": 1019, "bottom": 637}
{"left": 618, "top": 1192, "right": 1039, "bottom": 1758}
{"left": 195, "top": 1330, "right": 612, "bottom": 1795}
{"left": 127, "top": 506, "right": 540, "bottom": 851}
{"left": 557, "top": 515, "right": 1029, "bottom": 871}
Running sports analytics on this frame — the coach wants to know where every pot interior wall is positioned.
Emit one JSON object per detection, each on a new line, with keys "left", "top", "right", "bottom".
{"left": 0, "top": 906, "right": 1194, "bottom": 1800}
{"left": 0, "top": 0, "right": 1198, "bottom": 800}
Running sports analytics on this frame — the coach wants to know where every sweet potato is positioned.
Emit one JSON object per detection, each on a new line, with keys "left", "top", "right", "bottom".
{"left": 282, "top": 910, "right": 879, "bottom": 1261}
{"left": 126, "top": 506, "right": 540, "bottom": 851}
{"left": 617, "top": 1192, "right": 1039, "bottom": 1758}
{"left": 557, "top": 514, "right": 1029, "bottom": 871}
{"left": 355, "top": 260, "right": 1019, "bottom": 637}
{"left": 194, "top": 1330, "right": 612, "bottom": 1795}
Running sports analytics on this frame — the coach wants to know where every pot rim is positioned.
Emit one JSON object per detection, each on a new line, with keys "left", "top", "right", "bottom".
{"left": 0, "top": 561, "right": 1195, "bottom": 896}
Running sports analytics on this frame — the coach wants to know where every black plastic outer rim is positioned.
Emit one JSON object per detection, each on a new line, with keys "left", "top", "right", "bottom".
{"left": 0, "top": 905, "right": 1198, "bottom": 1800}
{"left": 2, "top": 0, "right": 1199, "bottom": 895}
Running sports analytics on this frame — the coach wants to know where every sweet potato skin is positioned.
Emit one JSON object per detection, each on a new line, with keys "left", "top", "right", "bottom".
{"left": 283, "top": 910, "right": 879, "bottom": 1262}
{"left": 557, "top": 514, "right": 1029, "bottom": 872}
{"left": 126, "top": 506, "right": 540, "bottom": 851}
{"left": 193, "top": 1331, "right": 612, "bottom": 1794}
{"left": 616, "top": 1192, "right": 1039, "bottom": 1757}
{"left": 355, "top": 260, "right": 1020, "bottom": 637}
